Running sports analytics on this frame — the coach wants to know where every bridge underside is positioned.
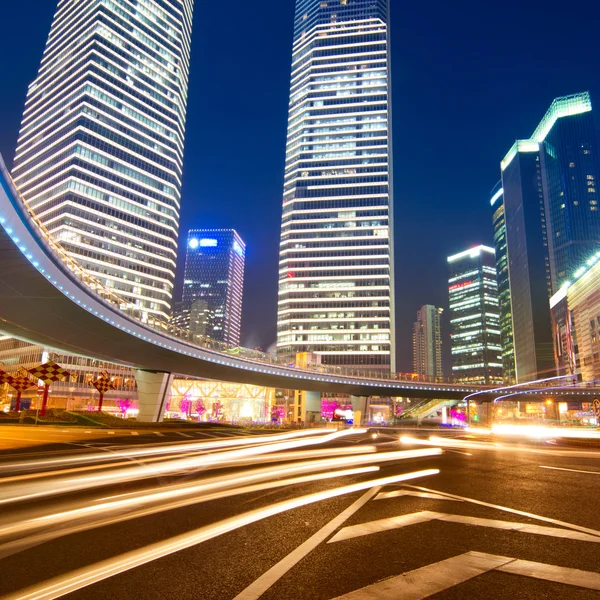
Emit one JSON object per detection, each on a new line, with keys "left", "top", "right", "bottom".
{"left": 1, "top": 155, "right": 597, "bottom": 404}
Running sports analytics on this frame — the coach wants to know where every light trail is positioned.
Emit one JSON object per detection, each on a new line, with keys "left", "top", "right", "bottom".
{"left": 0, "top": 448, "right": 442, "bottom": 553}
{"left": 4, "top": 469, "right": 439, "bottom": 600}
{"left": 0, "top": 428, "right": 367, "bottom": 505}
{"left": 0, "top": 444, "right": 378, "bottom": 486}
{"left": 0, "top": 428, "right": 345, "bottom": 474}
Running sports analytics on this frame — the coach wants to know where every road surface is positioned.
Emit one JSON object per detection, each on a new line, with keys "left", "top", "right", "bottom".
{"left": 0, "top": 427, "right": 599, "bottom": 599}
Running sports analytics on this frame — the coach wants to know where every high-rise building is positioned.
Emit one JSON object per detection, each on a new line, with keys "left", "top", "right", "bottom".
{"left": 490, "top": 183, "right": 516, "bottom": 383}
{"left": 550, "top": 250, "right": 600, "bottom": 383}
{"left": 500, "top": 92, "right": 600, "bottom": 381}
{"left": 276, "top": 0, "right": 395, "bottom": 372}
{"left": 412, "top": 305, "right": 443, "bottom": 380}
{"left": 447, "top": 246, "right": 503, "bottom": 385}
{"left": 11, "top": 0, "right": 194, "bottom": 321}
{"left": 181, "top": 230, "right": 245, "bottom": 346}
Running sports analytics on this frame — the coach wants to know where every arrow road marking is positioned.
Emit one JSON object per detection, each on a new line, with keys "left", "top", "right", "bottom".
{"left": 331, "top": 551, "right": 600, "bottom": 599}
{"left": 404, "top": 485, "right": 600, "bottom": 538}
{"left": 375, "top": 490, "right": 462, "bottom": 502}
{"left": 328, "top": 510, "right": 600, "bottom": 545}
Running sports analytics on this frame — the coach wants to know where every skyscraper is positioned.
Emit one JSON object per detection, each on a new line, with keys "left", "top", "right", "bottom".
{"left": 11, "top": 0, "right": 194, "bottom": 321}
{"left": 276, "top": 0, "right": 395, "bottom": 372}
{"left": 447, "top": 246, "right": 503, "bottom": 385}
{"left": 490, "top": 183, "right": 516, "bottom": 383}
{"left": 500, "top": 92, "right": 600, "bottom": 381}
{"left": 180, "top": 229, "right": 245, "bottom": 346}
{"left": 413, "top": 305, "right": 443, "bottom": 380}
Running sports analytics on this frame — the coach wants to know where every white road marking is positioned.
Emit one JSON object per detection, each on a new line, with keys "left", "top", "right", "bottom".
{"left": 84, "top": 431, "right": 92, "bottom": 434}
{"left": 540, "top": 465, "right": 600, "bottom": 475}
{"left": 3, "top": 472, "right": 436, "bottom": 600}
{"left": 331, "top": 551, "right": 600, "bottom": 599}
{"left": 330, "top": 510, "right": 600, "bottom": 544}
{"left": 176, "top": 432, "right": 193, "bottom": 438}
{"left": 153, "top": 432, "right": 165, "bottom": 437}
{"left": 232, "top": 487, "right": 382, "bottom": 600}
{"left": 375, "top": 490, "right": 462, "bottom": 502}
{"left": 497, "top": 558, "right": 600, "bottom": 590}
{"left": 331, "top": 551, "right": 514, "bottom": 599}
{"left": 131, "top": 432, "right": 139, "bottom": 436}
{"left": 107, "top": 431, "right": 114, "bottom": 435}
{"left": 404, "top": 485, "right": 600, "bottom": 538}
{"left": 446, "top": 449, "right": 473, "bottom": 456}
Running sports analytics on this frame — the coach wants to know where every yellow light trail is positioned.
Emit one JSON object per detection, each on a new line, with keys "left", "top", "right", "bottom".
{"left": 4, "top": 469, "right": 440, "bottom": 600}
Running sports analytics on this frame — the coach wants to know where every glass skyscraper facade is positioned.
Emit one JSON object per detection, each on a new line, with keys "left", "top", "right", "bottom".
{"left": 413, "top": 305, "right": 443, "bottom": 380}
{"left": 500, "top": 92, "right": 600, "bottom": 381}
{"left": 11, "top": 0, "right": 193, "bottom": 321}
{"left": 490, "top": 183, "right": 516, "bottom": 383}
{"left": 447, "top": 246, "right": 503, "bottom": 385}
{"left": 180, "top": 229, "right": 246, "bottom": 346}
{"left": 277, "top": 0, "right": 395, "bottom": 371}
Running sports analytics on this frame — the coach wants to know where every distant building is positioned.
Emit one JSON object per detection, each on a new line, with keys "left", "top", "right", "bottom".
{"left": 413, "top": 305, "right": 443, "bottom": 379}
{"left": 447, "top": 246, "right": 503, "bottom": 385}
{"left": 171, "top": 299, "right": 212, "bottom": 338}
{"left": 180, "top": 229, "right": 245, "bottom": 346}
{"left": 490, "top": 183, "right": 516, "bottom": 383}
{"left": 550, "top": 251, "right": 600, "bottom": 382}
{"left": 500, "top": 93, "right": 600, "bottom": 381}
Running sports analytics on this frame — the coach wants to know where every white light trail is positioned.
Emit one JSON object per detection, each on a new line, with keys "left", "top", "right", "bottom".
{"left": 4, "top": 469, "right": 439, "bottom": 600}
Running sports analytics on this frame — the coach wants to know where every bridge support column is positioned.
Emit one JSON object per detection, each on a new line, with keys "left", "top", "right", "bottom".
{"left": 135, "top": 370, "right": 173, "bottom": 423}
{"left": 304, "top": 391, "right": 321, "bottom": 424}
{"left": 351, "top": 396, "right": 369, "bottom": 426}
{"left": 476, "top": 402, "right": 492, "bottom": 428}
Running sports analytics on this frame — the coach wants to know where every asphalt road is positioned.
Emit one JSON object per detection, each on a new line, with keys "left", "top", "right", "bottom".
{"left": 0, "top": 427, "right": 599, "bottom": 599}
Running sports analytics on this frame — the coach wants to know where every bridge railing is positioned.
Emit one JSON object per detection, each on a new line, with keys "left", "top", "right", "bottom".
{"left": 9, "top": 172, "right": 478, "bottom": 387}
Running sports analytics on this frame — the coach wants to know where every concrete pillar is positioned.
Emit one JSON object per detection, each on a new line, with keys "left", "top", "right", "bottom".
{"left": 476, "top": 402, "right": 492, "bottom": 428}
{"left": 135, "top": 370, "right": 173, "bottom": 423}
{"left": 351, "top": 396, "right": 368, "bottom": 426}
{"left": 304, "top": 391, "right": 321, "bottom": 424}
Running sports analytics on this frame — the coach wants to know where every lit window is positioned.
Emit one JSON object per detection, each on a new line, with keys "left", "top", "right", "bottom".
{"left": 569, "top": 162, "right": 576, "bottom": 168}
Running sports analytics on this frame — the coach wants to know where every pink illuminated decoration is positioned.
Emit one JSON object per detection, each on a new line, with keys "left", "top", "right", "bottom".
{"left": 195, "top": 400, "right": 207, "bottom": 417}
{"left": 118, "top": 398, "right": 133, "bottom": 414}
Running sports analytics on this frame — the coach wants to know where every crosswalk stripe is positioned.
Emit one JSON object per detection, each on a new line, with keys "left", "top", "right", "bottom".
{"left": 153, "top": 432, "right": 165, "bottom": 437}
{"left": 329, "top": 511, "right": 600, "bottom": 545}
{"left": 331, "top": 552, "right": 600, "bottom": 599}
{"left": 497, "top": 558, "right": 600, "bottom": 590}
{"left": 332, "top": 551, "right": 513, "bottom": 599}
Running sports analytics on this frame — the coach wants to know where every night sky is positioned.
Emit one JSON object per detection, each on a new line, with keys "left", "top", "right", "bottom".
{"left": 1, "top": 0, "right": 599, "bottom": 372}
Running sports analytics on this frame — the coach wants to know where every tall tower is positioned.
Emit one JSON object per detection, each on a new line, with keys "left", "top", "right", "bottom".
{"left": 500, "top": 92, "right": 600, "bottom": 382}
{"left": 447, "top": 246, "right": 503, "bottom": 385}
{"left": 413, "top": 305, "right": 443, "bottom": 380}
{"left": 11, "top": 0, "right": 194, "bottom": 321}
{"left": 490, "top": 183, "right": 516, "bottom": 383}
{"left": 180, "top": 230, "right": 246, "bottom": 346}
{"left": 277, "top": 0, "right": 395, "bottom": 372}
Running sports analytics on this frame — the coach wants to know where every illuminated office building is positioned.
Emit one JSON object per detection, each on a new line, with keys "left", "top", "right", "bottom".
{"left": 11, "top": 0, "right": 194, "bottom": 321}
{"left": 500, "top": 93, "right": 600, "bottom": 381}
{"left": 447, "top": 246, "right": 503, "bottom": 385}
{"left": 413, "top": 305, "right": 443, "bottom": 379}
{"left": 277, "top": 0, "right": 395, "bottom": 371}
{"left": 550, "top": 252, "right": 600, "bottom": 383}
{"left": 181, "top": 230, "right": 246, "bottom": 346}
{"left": 490, "top": 183, "right": 516, "bottom": 383}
